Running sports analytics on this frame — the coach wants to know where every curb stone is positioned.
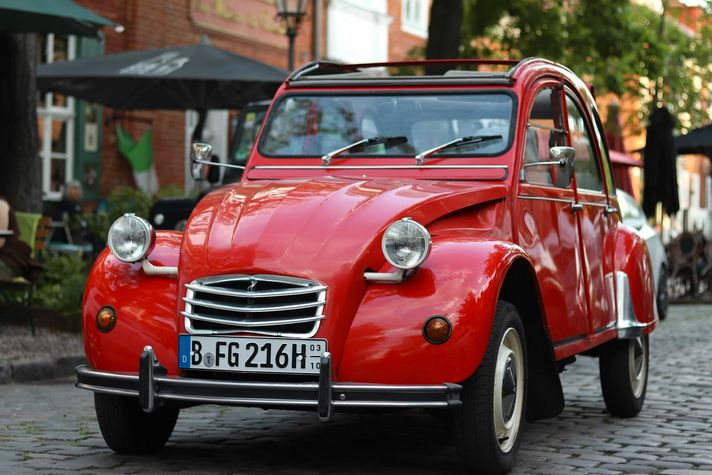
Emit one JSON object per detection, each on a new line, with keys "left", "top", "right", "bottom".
{"left": 0, "top": 355, "right": 86, "bottom": 384}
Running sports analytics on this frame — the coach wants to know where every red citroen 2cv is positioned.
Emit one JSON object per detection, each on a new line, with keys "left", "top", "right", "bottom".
{"left": 77, "top": 58, "right": 656, "bottom": 474}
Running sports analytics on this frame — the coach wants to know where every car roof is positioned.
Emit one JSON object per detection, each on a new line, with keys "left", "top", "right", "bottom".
{"left": 285, "top": 58, "right": 573, "bottom": 89}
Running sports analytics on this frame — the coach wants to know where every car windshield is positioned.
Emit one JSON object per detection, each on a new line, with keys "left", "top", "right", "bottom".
{"left": 259, "top": 93, "right": 514, "bottom": 158}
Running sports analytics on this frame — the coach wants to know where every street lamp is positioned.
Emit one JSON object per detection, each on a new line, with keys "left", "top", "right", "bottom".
{"left": 275, "top": 0, "right": 307, "bottom": 71}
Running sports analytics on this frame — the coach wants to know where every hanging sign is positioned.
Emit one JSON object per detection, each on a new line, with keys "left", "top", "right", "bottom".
{"left": 190, "top": 0, "right": 286, "bottom": 50}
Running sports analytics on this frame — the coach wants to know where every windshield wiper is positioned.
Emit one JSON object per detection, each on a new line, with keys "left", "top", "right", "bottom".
{"left": 414, "top": 135, "right": 503, "bottom": 165}
{"left": 321, "top": 136, "right": 408, "bottom": 166}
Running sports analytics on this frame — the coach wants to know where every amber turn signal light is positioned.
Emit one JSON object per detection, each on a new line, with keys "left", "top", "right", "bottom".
{"left": 96, "top": 306, "right": 117, "bottom": 333}
{"left": 423, "top": 315, "right": 452, "bottom": 344}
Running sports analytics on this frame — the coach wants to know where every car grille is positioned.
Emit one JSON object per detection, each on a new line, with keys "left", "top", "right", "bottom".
{"left": 182, "top": 274, "right": 327, "bottom": 337}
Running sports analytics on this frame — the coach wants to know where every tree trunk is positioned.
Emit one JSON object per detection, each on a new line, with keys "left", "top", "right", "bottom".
{"left": 0, "top": 33, "right": 42, "bottom": 213}
{"left": 425, "top": 0, "right": 464, "bottom": 75}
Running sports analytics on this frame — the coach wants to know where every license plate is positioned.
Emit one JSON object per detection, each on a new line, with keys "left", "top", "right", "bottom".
{"left": 178, "top": 335, "right": 327, "bottom": 374}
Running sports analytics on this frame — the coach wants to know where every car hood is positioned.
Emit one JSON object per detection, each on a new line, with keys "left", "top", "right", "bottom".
{"left": 178, "top": 177, "right": 506, "bottom": 360}
{"left": 180, "top": 177, "right": 505, "bottom": 277}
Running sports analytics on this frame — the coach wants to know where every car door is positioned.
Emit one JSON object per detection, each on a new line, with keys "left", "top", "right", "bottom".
{"left": 564, "top": 91, "right": 617, "bottom": 336}
{"left": 515, "top": 83, "right": 590, "bottom": 344}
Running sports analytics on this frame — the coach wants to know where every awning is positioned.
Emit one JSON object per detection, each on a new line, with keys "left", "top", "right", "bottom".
{"left": 609, "top": 150, "right": 642, "bottom": 197}
{"left": 609, "top": 150, "right": 642, "bottom": 168}
{"left": 0, "top": 0, "right": 117, "bottom": 37}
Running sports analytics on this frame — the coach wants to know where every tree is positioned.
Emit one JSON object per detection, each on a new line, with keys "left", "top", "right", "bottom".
{"left": 425, "top": 0, "right": 712, "bottom": 132}
{"left": 0, "top": 33, "right": 42, "bottom": 213}
{"left": 425, "top": 0, "right": 464, "bottom": 74}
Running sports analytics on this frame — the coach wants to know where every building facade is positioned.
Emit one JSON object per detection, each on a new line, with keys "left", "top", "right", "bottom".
{"left": 44, "top": 0, "right": 428, "bottom": 204}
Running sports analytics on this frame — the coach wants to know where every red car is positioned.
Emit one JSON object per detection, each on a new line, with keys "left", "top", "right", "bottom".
{"left": 78, "top": 58, "right": 656, "bottom": 474}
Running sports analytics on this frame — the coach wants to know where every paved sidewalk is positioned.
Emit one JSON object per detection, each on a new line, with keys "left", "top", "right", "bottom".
{"left": 0, "top": 325, "right": 84, "bottom": 384}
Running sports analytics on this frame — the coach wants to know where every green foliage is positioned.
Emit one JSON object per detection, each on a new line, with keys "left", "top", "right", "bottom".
{"left": 33, "top": 253, "right": 88, "bottom": 331}
{"left": 156, "top": 184, "right": 184, "bottom": 199}
{"left": 104, "top": 186, "right": 153, "bottom": 223}
{"left": 455, "top": 0, "right": 712, "bottom": 131}
{"left": 82, "top": 186, "right": 154, "bottom": 244}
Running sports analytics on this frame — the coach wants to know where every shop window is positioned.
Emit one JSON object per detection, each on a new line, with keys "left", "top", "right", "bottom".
{"left": 327, "top": 0, "right": 390, "bottom": 63}
{"left": 401, "top": 0, "right": 429, "bottom": 38}
{"left": 37, "top": 34, "right": 76, "bottom": 200}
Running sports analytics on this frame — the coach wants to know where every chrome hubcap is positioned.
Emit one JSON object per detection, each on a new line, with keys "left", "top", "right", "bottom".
{"left": 629, "top": 337, "right": 647, "bottom": 398}
{"left": 493, "top": 327, "right": 524, "bottom": 453}
{"left": 502, "top": 355, "right": 517, "bottom": 421}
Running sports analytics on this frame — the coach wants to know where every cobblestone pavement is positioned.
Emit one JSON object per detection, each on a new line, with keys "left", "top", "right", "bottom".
{"left": 0, "top": 304, "right": 710, "bottom": 474}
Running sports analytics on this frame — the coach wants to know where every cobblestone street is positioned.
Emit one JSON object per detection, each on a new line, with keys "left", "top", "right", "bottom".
{"left": 1, "top": 304, "right": 711, "bottom": 474}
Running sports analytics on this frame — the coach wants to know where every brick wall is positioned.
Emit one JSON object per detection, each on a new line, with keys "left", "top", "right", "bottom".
{"left": 387, "top": 0, "right": 427, "bottom": 61}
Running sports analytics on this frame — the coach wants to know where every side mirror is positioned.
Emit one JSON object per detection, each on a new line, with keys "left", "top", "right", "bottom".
{"left": 549, "top": 146, "right": 575, "bottom": 187}
{"left": 190, "top": 142, "right": 213, "bottom": 180}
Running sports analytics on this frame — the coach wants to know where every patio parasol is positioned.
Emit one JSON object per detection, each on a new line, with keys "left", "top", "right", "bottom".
{"left": 0, "top": 0, "right": 117, "bottom": 37}
{"left": 642, "top": 106, "right": 679, "bottom": 218}
{"left": 36, "top": 40, "right": 286, "bottom": 111}
{"left": 675, "top": 124, "right": 712, "bottom": 157}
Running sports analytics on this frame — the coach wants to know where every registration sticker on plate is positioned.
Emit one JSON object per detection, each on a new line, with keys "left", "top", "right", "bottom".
{"left": 178, "top": 335, "right": 327, "bottom": 374}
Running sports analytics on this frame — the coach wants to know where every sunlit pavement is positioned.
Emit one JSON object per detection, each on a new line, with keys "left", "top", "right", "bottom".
{"left": 1, "top": 304, "right": 710, "bottom": 474}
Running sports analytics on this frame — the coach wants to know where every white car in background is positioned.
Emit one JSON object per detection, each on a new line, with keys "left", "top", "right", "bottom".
{"left": 616, "top": 189, "right": 669, "bottom": 319}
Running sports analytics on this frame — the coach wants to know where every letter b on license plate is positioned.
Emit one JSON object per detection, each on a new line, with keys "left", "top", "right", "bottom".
{"left": 179, "top": 335, "right": 326, "bottom": 374}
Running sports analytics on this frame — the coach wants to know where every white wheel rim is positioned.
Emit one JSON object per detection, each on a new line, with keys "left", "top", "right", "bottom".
{"left": 492, "top": 327, "right": 524, "bottom": 453}
{"left": 629, "top": 337, "right": 647, "bottom": 399}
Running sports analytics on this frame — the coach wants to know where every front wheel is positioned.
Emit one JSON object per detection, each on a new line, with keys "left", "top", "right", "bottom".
{"left": 94, "top": 393, "right": 179, "bottom": 454}
{"left": 454, "top": 301, "right": 527, "bottom": 474}
{"left": 599, "top": 335, "right": 649, "bottom": 418}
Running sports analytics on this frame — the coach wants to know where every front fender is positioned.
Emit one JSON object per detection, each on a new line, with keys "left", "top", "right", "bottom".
{"left": 82, "top": 232, "right": 182, "bottom": 373}
{"left": 337, "top": 238, "right": 529, "bottom": 385}
{"left": 615, "top": 225, "right": 657, "bottom": 332}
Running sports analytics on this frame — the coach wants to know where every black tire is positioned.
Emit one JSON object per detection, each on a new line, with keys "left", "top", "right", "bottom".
{"left": 94, "top": 393, "right": 179, "bottom": 454}
{"left": 657, "top": 268, "right": 669, "bottom": 320}
{"left": 599, "top": 336, "right": 648, "bottom": 418}
{"left": 454, "top": 301, "right": 527, "bottom": 475}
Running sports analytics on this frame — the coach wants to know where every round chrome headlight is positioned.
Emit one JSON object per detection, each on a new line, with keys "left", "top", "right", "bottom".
{"left": 381, "top": 218, "right": 431, "bottom": 270}
{"left": 107, "top": 214, "right": 154, "bottom": 263}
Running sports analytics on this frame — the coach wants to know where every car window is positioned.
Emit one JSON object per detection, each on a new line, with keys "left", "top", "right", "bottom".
{"left": 522, "top": 87, "right": 567, "bottom": 187}
{"left": 232, "top": 108, "right": 267, "bottom": 165}
{"left": 565, "top": 95, "right": 603, "bottom": 192}
{"left": 591, "top": 108, "right": 616, "bottom": 194}
{"left": 259, "top": 93, "right": 514, "bottom": 158}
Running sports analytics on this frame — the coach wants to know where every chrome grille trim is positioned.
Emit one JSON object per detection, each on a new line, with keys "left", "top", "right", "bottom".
{"left": 184, "top": 274, "right": 327, "bottom": 337}
{"left": 181, "top": 310, "right": 325, "bottom": 327}
{"left": 185, "top": 283, "right": 327, "bottom": 298}
{"left": 182, "top": 296, "right": 324, "bottom": 313}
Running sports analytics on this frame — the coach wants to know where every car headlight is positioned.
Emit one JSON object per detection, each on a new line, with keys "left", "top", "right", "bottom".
{"left": 381, "top": 218, "right": 431, "bottom": 270}
{"left": 107, "top": 214, "right": 154, "bottom": 263}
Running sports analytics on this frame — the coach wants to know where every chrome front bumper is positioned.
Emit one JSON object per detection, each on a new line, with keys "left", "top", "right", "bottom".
{"left": 76, "top": 347, "right": 462, "bottom": 421}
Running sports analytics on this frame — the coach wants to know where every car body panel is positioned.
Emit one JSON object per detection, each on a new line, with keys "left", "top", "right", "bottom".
{"left": 617, "top": 189, "right": 668, "bottom": 298}
{"left": 83, "top": 233, "right": 181, "bottom": 372}
{"left": 338, "top": 239, "right": 529, "bottom": 384}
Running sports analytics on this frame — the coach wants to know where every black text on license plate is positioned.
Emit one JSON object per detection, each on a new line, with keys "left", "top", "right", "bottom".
{"left": 178, "top": 335, "right": 326, "bottom": 374}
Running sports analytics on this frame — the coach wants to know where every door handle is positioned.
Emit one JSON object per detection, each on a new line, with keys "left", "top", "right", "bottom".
{"left": 604, "top": 205, "right": 619, "bottom": 216}
{"left": 571, "top": 202, "right": 584, "bottom": 213}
